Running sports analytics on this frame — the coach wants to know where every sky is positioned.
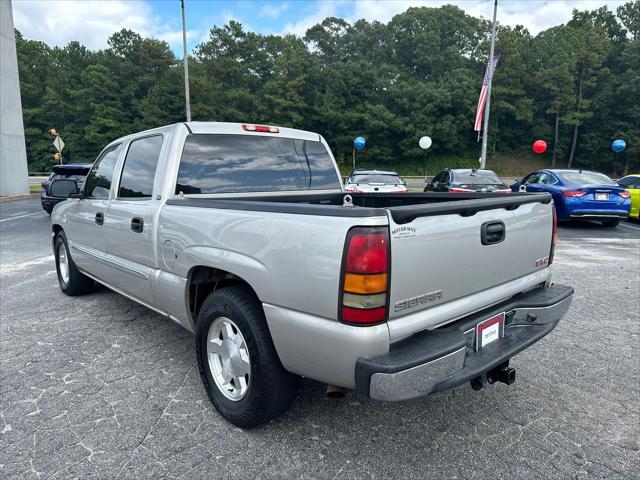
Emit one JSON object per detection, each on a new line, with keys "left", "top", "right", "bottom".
{"left": 11, "top": 0, "right": 627, "bottom": 56}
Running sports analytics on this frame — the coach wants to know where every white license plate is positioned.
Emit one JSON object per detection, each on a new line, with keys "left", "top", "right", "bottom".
{"left": 475, "top": 313, "right": 505, "bottom": 351}
{"left": 595, "top": 192, "right": 609, "bottom": 200}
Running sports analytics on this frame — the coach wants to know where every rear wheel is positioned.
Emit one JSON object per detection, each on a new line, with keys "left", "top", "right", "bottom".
{"left": 601, "top": 219, "right": 620, "bottom": 227}
{"left": 54, "top": 232, "right": 94, "bottom": 295}
{"left": 195, "top": 286, "right": 299, "bottom": 428}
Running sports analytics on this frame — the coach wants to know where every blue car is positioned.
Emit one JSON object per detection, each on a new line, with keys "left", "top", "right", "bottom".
{"left": 510, "top": 169, "right": 631, "bottom": 227}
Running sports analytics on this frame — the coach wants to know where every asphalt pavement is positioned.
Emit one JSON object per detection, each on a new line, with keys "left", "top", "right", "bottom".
{"left": 1, "top": 198, "right": 639, "bottom": 479}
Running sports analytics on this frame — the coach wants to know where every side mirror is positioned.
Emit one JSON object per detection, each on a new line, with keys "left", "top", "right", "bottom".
{"left": 515, "top": 177, "right": 521, "bottom": 183}
{"left": 49, "top": 179, "right": 79, "bottom": 198}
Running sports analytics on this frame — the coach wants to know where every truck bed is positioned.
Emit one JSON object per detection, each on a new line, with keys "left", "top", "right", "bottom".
{"left": 166, "top": 191, "right": 552, "bottom": 223}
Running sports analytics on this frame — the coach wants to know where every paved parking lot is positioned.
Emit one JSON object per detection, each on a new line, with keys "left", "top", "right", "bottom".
{"left": 1, "top": 198, "right": 639, "bottom": 479}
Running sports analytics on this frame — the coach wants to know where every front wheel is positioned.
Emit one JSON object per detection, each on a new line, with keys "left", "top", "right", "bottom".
{"left": 601, "top": 219, "right": 620, "bottom": 227}
{"left": 195, "top": 286, "right": 299, "bottom": 428}
{"left": 54, "top": 232, "right": 94, "bottom": 295}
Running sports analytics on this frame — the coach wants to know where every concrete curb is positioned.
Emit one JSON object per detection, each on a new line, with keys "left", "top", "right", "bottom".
{"left": 0, "top": 193, "right": 38, "bottom": 202}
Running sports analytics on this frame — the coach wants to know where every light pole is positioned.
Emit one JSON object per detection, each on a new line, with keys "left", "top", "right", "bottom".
{"left": 480, "top": 0, "right": 498, "bottom": 170}
{"left": 181, "top": 0, "right": 191, "bottom": 122}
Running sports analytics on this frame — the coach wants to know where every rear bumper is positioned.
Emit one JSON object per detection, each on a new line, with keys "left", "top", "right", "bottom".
{"left": 568, "top": 210, "right": 628, "bottom": 220}
{"left": 355, "top": 284, "right": 573, "bottom": 401}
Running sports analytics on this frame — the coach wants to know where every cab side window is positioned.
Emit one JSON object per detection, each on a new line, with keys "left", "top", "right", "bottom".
{"left": 118, "top": 135, "right": 163, "bottom": 199}
{"left": 83, "top": 144, "right": 122, "bottom": 198}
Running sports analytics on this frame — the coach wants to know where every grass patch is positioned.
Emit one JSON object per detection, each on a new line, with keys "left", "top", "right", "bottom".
{"left": 30, "top": 183, "right": 42, "bottom": 193}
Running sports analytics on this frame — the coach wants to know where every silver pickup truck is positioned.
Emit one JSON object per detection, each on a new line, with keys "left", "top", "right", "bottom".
{"left": 49, "top": 122, "right": 573, "bottom": 428}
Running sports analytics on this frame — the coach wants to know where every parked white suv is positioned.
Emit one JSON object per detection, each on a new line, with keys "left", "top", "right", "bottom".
{"left": 344, "top": 169, "right": 407, "bottom": 193}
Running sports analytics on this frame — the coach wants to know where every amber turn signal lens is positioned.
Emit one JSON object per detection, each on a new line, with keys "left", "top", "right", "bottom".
{"left": 344, "top": 273, "right": 387, "bottom": 294}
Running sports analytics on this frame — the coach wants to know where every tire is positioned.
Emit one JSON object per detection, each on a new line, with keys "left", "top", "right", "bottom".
{"left": 601, "top": 219, "right": 620, "bottom": 227}
{"left": 195, "top": 286, "right": 299, "bottom": 428}
{"left": 54, "top": 232, "right": 94, "bottom": 295}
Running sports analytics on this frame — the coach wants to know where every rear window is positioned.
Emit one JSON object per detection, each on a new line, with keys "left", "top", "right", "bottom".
{"left": 453, "top": 170, "right": 502, "bottom": 185}
{"left": 350, "top": 174, "right": 402, "bottom": 184}
{"left": 52, "top": 173, "right": 86, "bottom": 183}
{"left": 559, "top": 171, "right": 613, "bottom": 185}
{"left": 176, "top": 134, "right": 340, "bottom": 194}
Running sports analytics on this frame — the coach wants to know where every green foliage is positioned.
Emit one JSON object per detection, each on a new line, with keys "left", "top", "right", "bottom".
{"left": 15, "top": 2, "right": 639, "bottom": 175}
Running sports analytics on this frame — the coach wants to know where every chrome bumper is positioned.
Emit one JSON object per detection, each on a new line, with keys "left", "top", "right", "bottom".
{"left": 356, "top": 284, "right": 574, "bottom": 401}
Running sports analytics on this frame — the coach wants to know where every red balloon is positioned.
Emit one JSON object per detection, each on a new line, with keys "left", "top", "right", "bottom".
{"left": 533, "top": 140, "right": 547, "bottom": 154}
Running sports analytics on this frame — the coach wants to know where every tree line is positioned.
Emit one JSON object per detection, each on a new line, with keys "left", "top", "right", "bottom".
{"left": 16, "top": 2, "right": 639, "bottom": 175}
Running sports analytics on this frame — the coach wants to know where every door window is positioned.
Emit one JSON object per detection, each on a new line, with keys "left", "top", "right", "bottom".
{"left": 83, "top": 144, "right": 122, "bottom": 198}
{"left": 119, "top": 135, "right": 163, "bottom": 198}
{"left": 523, "top": 173, "right": 540, "bottom": 184}
{"left": 538, "top": 173, "right": 557, "bottom": 185}
{"left": 432, "top": 171, "right": 446, "bottom": 186}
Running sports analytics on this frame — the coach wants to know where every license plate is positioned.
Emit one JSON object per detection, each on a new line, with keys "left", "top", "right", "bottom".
{"left": 595, "top": 192, "right": 608, "bottom": 200}
{"left": 475, "top": 313, "right": 505, "bottom": 351}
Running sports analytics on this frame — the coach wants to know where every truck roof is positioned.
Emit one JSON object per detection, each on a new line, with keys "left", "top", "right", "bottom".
{"left": 186, "top": 122, "right": 321, "bottom": 142}
{"left": 104, "top": 122, "right": 324, "bottom": 152}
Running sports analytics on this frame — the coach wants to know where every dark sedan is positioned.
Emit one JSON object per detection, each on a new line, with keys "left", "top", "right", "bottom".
{"left": 41, "top": 164, "right": 91, "bottom": 213}
{"left": 424, "top": 169, "right": 511, "bottom": 193}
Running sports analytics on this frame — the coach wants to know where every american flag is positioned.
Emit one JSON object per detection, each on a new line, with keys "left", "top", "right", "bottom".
{"left": 474, "top": 55, "right": 500, "bottom": 132}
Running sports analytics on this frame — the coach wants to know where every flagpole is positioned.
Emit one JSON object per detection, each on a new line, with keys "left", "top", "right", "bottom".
{"left": 480, "top": 0, "right": 498, "bottom": 170}
{"left": 181, "top": 0, "right": 191, "bottom": 122}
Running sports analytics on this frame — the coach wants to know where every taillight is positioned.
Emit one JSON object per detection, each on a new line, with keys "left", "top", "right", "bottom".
{"left": 339, "top": 227, "right": 390, "bottom": 325}
{"left": 449, "top": 187, "right": 474, "bottom": 193}
{"left": 619, "top": 191, "right": 630, "bottom": 198}
{"left": 242, "top": 124, "right": 279, "bottom": 133}
{"left": 549, "top": 206, "right": 557, "bottom": 265}
{"left": 562, "top": 190, "right": 587, "bottom": 197}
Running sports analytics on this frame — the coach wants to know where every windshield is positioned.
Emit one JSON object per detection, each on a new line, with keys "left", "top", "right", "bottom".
{"left": 176, "top": 134, "right": 340, "bottom": 194}
{"left": 559, "top": 171, "right": 613, "bottom": 185}
{"left": 453, "top": 170, "right": 503, "bottom": 185}
{"left": 349, "top": 174, "right": 402, "bottom": 184}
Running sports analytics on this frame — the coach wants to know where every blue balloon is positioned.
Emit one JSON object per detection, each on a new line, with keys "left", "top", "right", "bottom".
{"left": 612, "top": 139, "right": 626, "bottom": 153}
{"left": 353, "top": 136, "right": 366, "bottom": 150}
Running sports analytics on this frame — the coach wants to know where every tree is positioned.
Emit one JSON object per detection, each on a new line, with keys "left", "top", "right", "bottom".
{"left": 13, "top": 5, "right": 639, "bottom": 175}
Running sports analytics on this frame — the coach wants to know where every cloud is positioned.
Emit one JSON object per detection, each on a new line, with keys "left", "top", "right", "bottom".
{"left": 281, "top": 1, "right": 345, "bottom": 36}
{"left": 351, "top": 0, "right": 626, "bottom": 35}
{"left": 260, "top": 3, "right": 289, "bottom": 19}
{"left": 157, "top": 29, "right": 200, "bottom": 47}
{"left": 12, "top": 0, "right": 155, "bottom": 50}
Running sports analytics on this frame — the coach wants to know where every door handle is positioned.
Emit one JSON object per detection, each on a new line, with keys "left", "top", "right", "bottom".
{"left": 95, "top": 212, "right": 104, "bottom": 225}
{"left": 481, "top": 221, "right": 505, "bottom": 245}
{"left": 131, "top": 217, "right": 144, "bottom": 233}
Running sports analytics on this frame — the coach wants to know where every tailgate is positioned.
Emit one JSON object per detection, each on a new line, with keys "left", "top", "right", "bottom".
{"left": 386, "top": 197, "right": 553, "bottom": 326}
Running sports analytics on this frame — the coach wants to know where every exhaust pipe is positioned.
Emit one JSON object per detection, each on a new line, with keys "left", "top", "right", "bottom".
{"left": 326, "top": 384, "right": 346, "bottom": 398}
